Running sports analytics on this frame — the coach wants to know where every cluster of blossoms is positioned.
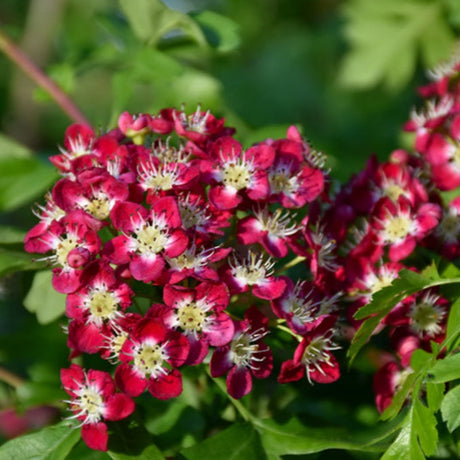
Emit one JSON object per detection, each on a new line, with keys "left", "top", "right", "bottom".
{"left": 25, "top": 106, "right": 336, "bottom": 450}
{"left": 24, "top": 53, "right": 460, "bottom": 451}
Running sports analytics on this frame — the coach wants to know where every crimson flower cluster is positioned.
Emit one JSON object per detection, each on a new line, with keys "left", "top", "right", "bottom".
{"left": 25, "top": 54, "right": 460, "bottom": 449}
{"left": 25, "top": 106, "right": 334, "bottom": 450}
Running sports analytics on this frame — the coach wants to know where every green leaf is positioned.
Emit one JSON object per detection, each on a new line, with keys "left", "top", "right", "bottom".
{"left": 427, "top": 352, "right": 460, "bottom": 383}
{"left": 119, "top": 0, "right": 207, "bottom": 48}
{"left": 441, "top": 385, "right": 460, "bottom": 432}
{"left": 0, "top": 225, "right": 26, "bottom": 245}
{"left": 412, "top": 399, "right": 438, "bottom": 456}
{"left": 380, "top": 371, "right": 417, "bottom": 421}
{"left": 382, "top": 400, "right": 437, "bottom": 460}
{"left": 426, "top": 381, "right": 445, "bottom": 413}
{"left": 255, "top": 415, "right": 403, "bottom": 456}
{"left": 0, "top": 248, "right": 45, "bottom": 276}
{"left": 107, "top": 422, "right": 163, "bottom": 460}
{"left": 0, "top": 421, "right": 80, "bottom": 460}
{"left": 23, "top": 271, "right": 66, "bottom": 324}
{"left": 338, "top": 0, "right": 455, "bottom": 90}
{"left": 180, "top": 423, "right": 266, "bottom": 460}
{"left": 0, "top": 135, "right": 57, "bottom": 211}
{"left": 193, "top": 11, "right": 241, "bottom": 53}
{"left": 349, "top": 268, "right": 460, "bottom": 363}
{"left": 444, "top": 298, "right": 460, "bottom": 352}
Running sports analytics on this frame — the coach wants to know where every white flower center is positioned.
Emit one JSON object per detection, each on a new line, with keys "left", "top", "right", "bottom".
{"left": 381, "top": 214, "right": 415, "bottom": 244}
{"left": 135, "top": 222, "right": 169, "bottom": 254}
{"left": 73, "top": 386, "right": 105, "bottom": 424}
{"left": 133, "top": 342, "right": 168, "bottom": 378}
{"left": 55, "top": 237, "right": 78, "bottom": 267}
{"left": 222, "top": 162, "right": 252, "bottom": 190}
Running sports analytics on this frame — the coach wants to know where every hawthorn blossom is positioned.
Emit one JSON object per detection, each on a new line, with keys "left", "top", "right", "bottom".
{"left": 278, "top": 315, "right": 340, "bottom": 384}
{"left": 61, "top": 364, "right": 134, "bottom": 451}
{"left": 115, "top": 318, "right": 189, "bottom": 399}
{"left": 103, "top": 197, "right": 188, "bottom": 282}
{"left": 210, "top": 306, "right": 272, "bottom": 399}
{"left": 149, "top": 281, "right": 234, "bottom": 365}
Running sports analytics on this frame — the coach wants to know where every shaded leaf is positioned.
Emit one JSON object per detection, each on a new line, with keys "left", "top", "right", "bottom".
{"left": 255, "top": 415, "right": 403, "bottom": 456}
{"left": 0, "top": 248, "right": 46, "bottom": 276}
{"left": 119, "top": 0, "right": 207, "bottom": 47}
{"left": 180, "top": 423, "right": 266, "bottom": 460}
{"left": 107, "top": 422, "right": 163, "bottom": 460}
{"left": 0, "top": 421, "right": 80, "bottom": 460}
{"left": 194, "top": 11, "right": 241, "bottom": 53}
{"left": 0, "top": 225, "right": 26, "bottom": 245}
{"left": 23, "top": 271, "right": 66, "bottom": 324}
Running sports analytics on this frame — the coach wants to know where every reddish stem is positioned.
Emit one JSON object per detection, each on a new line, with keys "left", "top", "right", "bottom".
{"left": 0, "top": 28, "right": 91, "bottom": 127}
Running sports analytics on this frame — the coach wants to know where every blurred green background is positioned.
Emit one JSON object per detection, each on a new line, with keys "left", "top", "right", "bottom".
{"left": 0, "top": 0, "right": 459, "bottom": 452}
{"left": 2, "top": 0, "right": 459, "bottom": 181}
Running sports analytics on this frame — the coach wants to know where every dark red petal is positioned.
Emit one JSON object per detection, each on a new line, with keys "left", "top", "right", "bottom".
{"left": 278, "top": 360, "right": 304, "bottom": 383}
{"left": 208, "top": 185, "right": 241, "bottom": 210}
{"left": 196, "top": 281, "right": 230, "bottom": 310}
{"left": 308, "top": 355, "right": 340, "bottom": 384}
{"left": 227, "top": 366, "right": 252, "bottom": 399}
{"left": 151, "top": 196, "right": 182, "bottom": 228}
{"left": 81, "top": 422, "right": 108, "bottom": 452}
{"left": 253, "top": 277, "right": 286, "bottom": 300}
{"left": 164, "top": 229, "right": 188, "bottom": 258}
{"left": 205, "top": 312, "right": 235, "bottom": 347}
{"left": 130, "top": 254, "right": 165, "bottom": 282}
{"left": 165, "top": 330, "right": 190, "bottom": 367}
{"left": 148, "top": 369, "right": 182, "bottom": 400}
{"left": 60, "top": 364, "right": 85, "bottom": 395}
{"left": 110, "top": 201, "right": 147, "bottom": 232}
{"left": 210, "top": 347, "right": 233, "bottom": 377}
{"left": 104, "top": 393, "right": 135, "bottom": 421}
{"left": 52, "top": 268, "right": 81, "bottom": 294}
{"left": 115, "top": 363, "right": 147, "bottom": 397}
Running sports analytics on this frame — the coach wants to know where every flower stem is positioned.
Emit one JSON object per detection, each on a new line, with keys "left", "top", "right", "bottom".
{"left": 0, "top": 367, "right": 25, "bottom": 388}
{"left": 0, "top": 28, "right": 91, "bottom": 127}
{"left": 276, "top": 255, "right": 306, "bottom": 274}
{"left": 205, "top": 367, "right": 253, "bottom": 422}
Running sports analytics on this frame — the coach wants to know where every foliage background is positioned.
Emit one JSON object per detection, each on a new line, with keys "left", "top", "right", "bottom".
{"left": 0, "top": 0, "right": 459, "bottom": 458}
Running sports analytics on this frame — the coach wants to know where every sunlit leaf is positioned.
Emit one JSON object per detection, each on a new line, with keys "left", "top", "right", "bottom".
{"left": 23, "top": 270, "right": 66, "bottom": 324}
{"left": 0, "top": 135, "right": 57, "bottom": 212}
{"left": 382, "top": 400, "right": 437, "bottom": 460}
{"left": 441, "top": 385, "right": 460, "bottom": 432}
{"left": 0, "top": 421, "right": 80, "bottom": 460}
{"left": 339, "top": 0, "right": 455, "bottom": 90}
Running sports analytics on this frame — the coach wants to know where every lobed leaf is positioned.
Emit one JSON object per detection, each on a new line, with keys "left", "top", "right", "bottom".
{"left": 441, "top": 385, "right": 460, "bottom": 432}
{"left": 338, "top": 0, "right": 455, "bottom": 90}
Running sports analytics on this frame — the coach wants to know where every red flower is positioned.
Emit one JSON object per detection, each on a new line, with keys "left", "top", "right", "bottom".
{"left": 278, "top": 315, "right": 340, "bottom": 384}
{"left": 210, "top": 306, "right": 272, "bottom": 399}
{"left": 61, "top": 364, "right": 134, "bottom": 451}
{"left": 115, "top": 318, "right": 189, "bottom": 399}
{"left": 103, "top": 197, "right": 188, "bottom": 282}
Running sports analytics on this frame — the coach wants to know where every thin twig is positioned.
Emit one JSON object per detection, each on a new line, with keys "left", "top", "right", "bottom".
{"left": 0, "top": 367, "right": 25, "bottom": 388}
{"left": 0, "top": 28, "right": 91, "bottom": 127}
